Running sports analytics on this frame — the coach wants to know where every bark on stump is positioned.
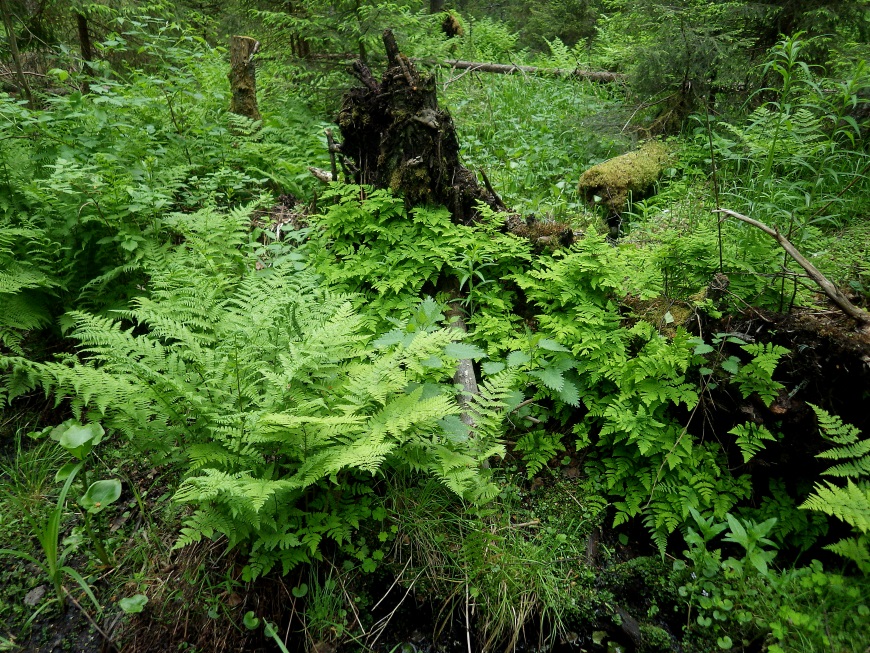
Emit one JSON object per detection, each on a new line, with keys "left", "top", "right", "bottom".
{"left": 338, "top": 30, "right": 501, "bottom": 225}
{"left": 228, "top": 35, "right": 261, "bottom": 122}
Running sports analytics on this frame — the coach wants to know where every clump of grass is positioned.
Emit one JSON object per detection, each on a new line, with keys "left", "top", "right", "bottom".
{"left": 385, "top": 476, "right": 607, "bottom": 650}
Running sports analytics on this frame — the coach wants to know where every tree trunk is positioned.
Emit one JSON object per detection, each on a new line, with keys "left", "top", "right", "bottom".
{"left": 228, "top": 35, "right": 260, "bottom": 122}
{"left": 0, "top": 0, "right": 33, "bottom": 108}
{"left": 430, "top": 0, "right": 445, "bottom": 13}
{"left": 76, "top": 12, "right": 93, "bottom": 93}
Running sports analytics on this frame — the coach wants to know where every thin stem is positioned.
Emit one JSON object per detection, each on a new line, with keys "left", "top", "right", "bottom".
{"left": 703, "top": 100, "right": 723, "bottom": 273}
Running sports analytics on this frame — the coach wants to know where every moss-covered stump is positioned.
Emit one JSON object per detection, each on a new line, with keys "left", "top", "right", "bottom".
{"left": 228, "top": 35, "right": 260, "bottom": 122}
{"left": 337, "top": 30, "right": 500, "bottom": 224}
{"left": 578, "top": 140, "right": 669, "bottom": 234}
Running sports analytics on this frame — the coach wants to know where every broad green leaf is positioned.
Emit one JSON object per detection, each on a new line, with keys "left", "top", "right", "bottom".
{"left": 119, "top": 594, "right": 148, "bottom": 614}
{"left": 482, "top": 361, "right": 505, "bottom": 375}
{"left": 444, "top": 342, "right": 487, "bottom": 360}
{"left": 537, "top": 338, "right": 569, "bottom": 352}
{"left": 51, "top": 422, "right": 104, "bottom": 460}
{"left": 721, "top": 357, "right": 741, "bottom": 374}
{"left": 558, "top": 379, "right": 580, "bottom": 406}
{"left": 79, "top": 479, "right": 122, "bottom": 514}
{"left": 55, "top": 462, "right": 79, "bottom": 483}
{"left": 506, "top": 350, "right": 531, "bottom": 367}
{"left": 530, "top": 367, "right": 564, "bottom": 392}
{"left": 243, "top": 611, "right": 260, "bottom": 629}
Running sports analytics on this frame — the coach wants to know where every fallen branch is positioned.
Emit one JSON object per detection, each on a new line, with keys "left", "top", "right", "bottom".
{"left": 308, "top": 166, "right": 332, "bottom": 183}
{"left": 440, "top": 59, "right": 622, "bottom": 82}
{"left": 301, "top": 52, "right": 622, "bottom": 82}
{"left": 716, "top": 209, "right": 870, "bottom": 331}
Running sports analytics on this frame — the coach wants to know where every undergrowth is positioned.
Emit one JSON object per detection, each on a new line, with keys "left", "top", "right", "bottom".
{"left": 1, "top": 8, "right": 869, "bottom": 653}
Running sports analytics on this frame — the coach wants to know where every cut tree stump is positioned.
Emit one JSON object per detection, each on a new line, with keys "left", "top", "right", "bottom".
{"left": 228, "top": 35, "right": 260, "bottom": 122}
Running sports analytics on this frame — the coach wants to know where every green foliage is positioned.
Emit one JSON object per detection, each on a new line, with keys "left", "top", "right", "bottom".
{"left": 0, "top": 419, "right": 119, "bottom": 617}
{"left": 800, "top": 405, "right": 870, "bottom": 573}
{"left": 729, "top": 423, "right": 777, "bottom": 464}
{"left": 0, "top": 14, "right": 328, "bottom": 405}
{"left": 512, "top": 237, "right": 791, "bottom": 549}
{"left": 39, "top": 203, "right": 507, "bottom": 580}
{"left": 738, "top": 478, "right": 828, "bottom": 551}
{"left": 393, "top": 477, "right": 607, "bottom": 649}
{"left": 444, "top": 71, "right": 626, "bottom": 221}
{"left": 0, "top": 462, "right": 99, "bottom": 618}
{"left": 513, "top": 430, "right": 565, "bottom": 478}
{"left": 677, "top": 509, "right": 869, "bottom": 653}
{"left": 594, "top": 1, "right": 756, "bottom": 125}
{"left": 310, "top": 184, "right": 530, "bottom": 327}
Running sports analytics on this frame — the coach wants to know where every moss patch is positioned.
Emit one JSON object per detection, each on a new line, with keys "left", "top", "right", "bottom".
{"left": 578, "top": 140, "right": 670, "bottom": 216}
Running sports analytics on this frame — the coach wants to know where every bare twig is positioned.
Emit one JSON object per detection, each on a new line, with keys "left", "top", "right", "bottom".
{"left": 716, "top": 208, "right": 870, "bottom": 331}
{"left": 369, "top": 557, "right": 411, "bottom": 614}
{"left": 62, "top": 587, "right": 116, "bottom": 650}
{"left": 366, "top": 569, "right": 425, "bottom": 648}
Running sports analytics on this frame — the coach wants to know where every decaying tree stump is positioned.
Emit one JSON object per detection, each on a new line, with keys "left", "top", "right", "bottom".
{"left": 337, "top": 30, "right": 501, "bottom": 225}
{"left": 228, "top": 35, "right": 261, "bottom": 122}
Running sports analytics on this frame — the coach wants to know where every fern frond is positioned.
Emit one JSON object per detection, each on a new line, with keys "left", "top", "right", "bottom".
{"left": 800, "top": 480, "right": 870, "bottom": 533}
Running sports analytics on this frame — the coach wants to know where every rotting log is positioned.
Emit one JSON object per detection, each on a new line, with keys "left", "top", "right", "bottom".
{"left": 716, "top": 209, "right": 870, "bottom": 335}
{"left": 228, "top": 35, "right": 260, "bottom": 122}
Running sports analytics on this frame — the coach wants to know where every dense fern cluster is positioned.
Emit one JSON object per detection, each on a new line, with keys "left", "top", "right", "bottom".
{"left": 39, "top": 205, "right": 507, "bottom": 579}
{"left": 513, "top": 237, "right": 790, "bottom": 549}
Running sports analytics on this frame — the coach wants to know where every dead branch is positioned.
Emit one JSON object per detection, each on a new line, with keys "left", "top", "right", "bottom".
{"left": 716, "top": 209, "right": 870, "bottom": 331}
{"left": 440, "top": 59, "right": 622, "bottom": 83}
{"left": 308, "top": 166, "right": 333, "bottom": 183}
{"left": 310, "top": 52, "right": 622, "bottom": 82}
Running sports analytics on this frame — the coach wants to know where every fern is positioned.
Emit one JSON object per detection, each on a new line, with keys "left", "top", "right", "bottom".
{"left": 516, "top": 236, "right": 758, "bottom": 549}
{"left": 730, "top": 422, "right": 778, "bottom": 464}
{"left": 800, "top": 405, "right": 870, "bottom": 572}
{"left": 39, "top": 203, "right": 506, "bottom": 579}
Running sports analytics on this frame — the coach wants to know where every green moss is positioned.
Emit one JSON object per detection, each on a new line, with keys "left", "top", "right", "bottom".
{"left": 578, "top": 141, "right": 670, "bottom": 215}
{"left": 639, "top": 624, "right": 673, "bottom": 652}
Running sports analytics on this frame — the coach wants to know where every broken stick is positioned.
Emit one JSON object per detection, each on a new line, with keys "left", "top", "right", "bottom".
{"left": 716, "top": 208, "right": 870, "bottom": 332}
